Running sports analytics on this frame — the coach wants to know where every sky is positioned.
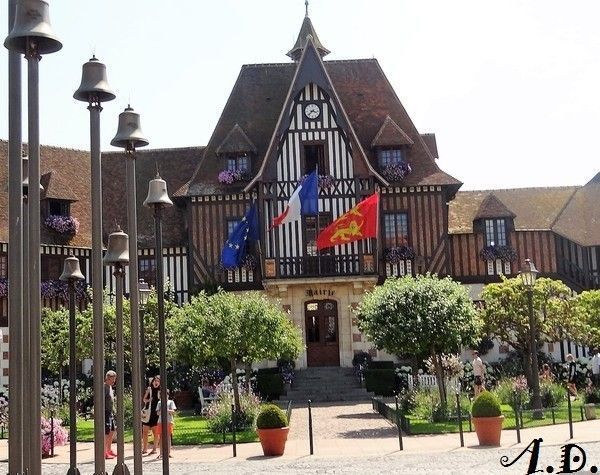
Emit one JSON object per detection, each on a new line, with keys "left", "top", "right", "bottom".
{"left": 0, "top": 0, "right": 599, "bottom": 191}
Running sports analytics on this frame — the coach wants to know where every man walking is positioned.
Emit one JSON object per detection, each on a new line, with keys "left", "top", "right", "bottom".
{"left": 591, "top": 349, "right": 600, "bottom": 387}
{"left": 472, "top": 350, "right": 485, "bottom": 397}
{"left": 104, "top": 370, "right": 117, "bottom": 459}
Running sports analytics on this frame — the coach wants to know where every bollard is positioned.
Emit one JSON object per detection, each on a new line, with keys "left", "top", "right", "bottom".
{"left": 456, "top": 393, "right": 464, "bottom": 448}
{"left": 580, "top": 405, "right": 584, "bottom": 422}
{"left": 222, "top": 426, "right": 226, "bottom": 444}
{"left": 395, "top": 396, "right": 404, "bottom": 451}
{"left": 513, "top": 391, "right": 521, "bottom": 444}
{"left": 231, "top": 404, "right": 237, "bottom": 457}
{"left": 308, "top": 399, "right": 314, "bottom": 455}
{"left": 551, "top": 406, "right": 555, "bottom": 425}
{"left": 567, "top": 390, "right": 573, "bottom": 439}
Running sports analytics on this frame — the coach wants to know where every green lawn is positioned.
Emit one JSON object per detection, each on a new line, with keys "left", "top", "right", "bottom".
{"left": 403, "top": 401, "right": 587, "bottom": 435}
{"left": 76, "top": 412, "right": 258, "bottom": 445}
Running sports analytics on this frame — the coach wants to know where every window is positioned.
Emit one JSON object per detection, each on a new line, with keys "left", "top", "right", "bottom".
{"left": 48, "top": 199, "right": 70, "bottom": 217}
{"left": 378, "top": 148, "right": 404, "bottom": 167}
{"left": 139, "top": 257, "right": 156, "bottom": 286}
{"left": 484, "top": 218, "right": 507, "bottom": 246}
{"left": 384, "top": 213, "right": 409, "bottom": 248}
{"left": 226, "top": 154, "right": 250, "bottom": 173}
{"left": 304, "top": 214, "right": 332, "bottom": 256}
{"left": 303, "top": 144, "right": 327, "bottom": 174}
{"left": 0, "top": 255, "right": 7, "bottom": 278}
{"left": 227, "top": 219, "right": 240, "bottom": 238}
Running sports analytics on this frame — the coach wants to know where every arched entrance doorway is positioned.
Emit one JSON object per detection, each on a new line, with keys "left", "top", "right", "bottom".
{"left": 305, "top": 299, "right": 340, "bottom": 367}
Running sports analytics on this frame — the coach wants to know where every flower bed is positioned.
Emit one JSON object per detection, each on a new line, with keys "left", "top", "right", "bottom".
{"left": 44, "top": 215, "right": 79, "bottom": 236}
{"left": 479, "top": 245, "right": 517, "bottom": 262}
{"left": 40, "top": 279, "right": 88, "bottom": 301}
{"left": 218, "top": 169, "right": 250, "bottom": 184}
{"left": 384, "top": 246, "right": 415, "bottom": 263}
{"left": 381, "top": 162, "right": 412, "bottom": 182}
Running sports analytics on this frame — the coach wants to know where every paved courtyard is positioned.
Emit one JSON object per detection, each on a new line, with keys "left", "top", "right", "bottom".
{"left": 1, "top": 402, "right": 600, "bottom": 473}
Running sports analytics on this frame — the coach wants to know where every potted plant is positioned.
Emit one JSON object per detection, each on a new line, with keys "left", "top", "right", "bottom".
{"left": 256, "top": 404, "right": 289, "bottom": 456}
{"left": 472, "top": 391, "right": 504, "bottom": 446}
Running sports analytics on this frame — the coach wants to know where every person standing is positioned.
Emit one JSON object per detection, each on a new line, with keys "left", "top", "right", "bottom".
{"left": 104, "top": 370, "right": 117, "bottom": 459}
{"left": 142, "top": 375, "right": 161, "bottom": 455}
{"left": 472, "top": 350, "right": 485, "bottom": 397}
{"left": 591, "top": 350, "right": 600, "bottom": 387}
{"left": 155, "top": 390, "right": 177, "bottom": 460}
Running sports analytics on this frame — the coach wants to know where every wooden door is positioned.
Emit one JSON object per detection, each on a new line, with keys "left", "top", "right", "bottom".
{"left": 305, "top": 299, "right": 340, "bottom": 367}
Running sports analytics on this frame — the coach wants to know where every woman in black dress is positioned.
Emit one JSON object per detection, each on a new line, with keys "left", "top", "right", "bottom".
{"left": 142, "top": 375, "right": 161, "bottom": 454}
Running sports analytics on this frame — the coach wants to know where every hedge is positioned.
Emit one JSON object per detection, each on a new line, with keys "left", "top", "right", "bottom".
{"left": 364, "top": 368, "right": 395, "bottom": 396}
{"left": 256, "top": 371, "right": 284, "bottom": 400}
{"left": 368, "top": 361, "right": 395, "bottom": 370}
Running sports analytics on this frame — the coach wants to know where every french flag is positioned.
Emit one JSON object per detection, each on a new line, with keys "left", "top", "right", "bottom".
{"left": 272, "top": 170, "right": 318, "bottom": 227}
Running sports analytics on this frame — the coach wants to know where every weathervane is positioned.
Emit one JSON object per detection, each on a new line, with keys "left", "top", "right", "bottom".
{"left": 305, "top": 0, "right": 309, "bottom": 16}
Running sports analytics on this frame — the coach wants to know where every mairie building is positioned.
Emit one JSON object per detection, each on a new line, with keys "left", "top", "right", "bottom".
{"left": 0, "top": 14, "right": 598, "bottom": 378}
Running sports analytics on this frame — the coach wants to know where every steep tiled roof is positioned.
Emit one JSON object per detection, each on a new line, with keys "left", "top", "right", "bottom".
{"left": 420, "top": 133, "right": 439, "bottom": 159}
{"left": 449, "top": 187, "right": 579, "bottom": 234}
{"left": 474, "top": 194, "right": 515, "bottom": 220}
{"left": 181, "top": 58, "right": 461, "bottom": 196}
{"left": 102, "top": 146, "right": 203, "bottom": 247}
{"left": 0, "top": 140, "right": 92, "bottom": 247}
{"left": 371, "top": 116, "right": 414, "bottom": 147}
{"left": 552, "top": 175, "right": 600, "bottom": 246}
{"left": 287, "top": 16, "right": 330, "bottom": 61}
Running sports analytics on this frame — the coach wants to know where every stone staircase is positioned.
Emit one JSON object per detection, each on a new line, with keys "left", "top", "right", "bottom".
{"left": 279, "top": 367, "right": 373, "bottom": 403}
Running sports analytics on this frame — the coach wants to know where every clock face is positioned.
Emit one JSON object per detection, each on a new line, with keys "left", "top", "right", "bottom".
{"left": 304, "top": 103, "right": 321, "bottom": 120}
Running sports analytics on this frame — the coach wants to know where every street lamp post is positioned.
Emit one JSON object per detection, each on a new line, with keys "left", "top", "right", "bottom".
{"left": 59, "top": 256, "right": 85, "bottom": 475}
{"left": 111, "top": 106, "right": 149, "bottom": 475}
{"left": 103, "top": 229, "right": 130, "bottom": 475}
{"left": 144, "top": 174, "right": 173, "bottom": 474}
{"left": 74, "top": 55, "right": 115, "bottom": 474}
{"left": 138, "top": 279, "right": 152, "bottom": 390}
{"left": 520, "top": 258, "right": 543, "bottom": 419}
{"left": 5, "top": 2, "right": 62, "bottom": 473}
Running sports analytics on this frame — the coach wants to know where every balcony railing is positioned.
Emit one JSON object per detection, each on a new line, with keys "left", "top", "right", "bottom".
{"left": 274, "top": 255, "right": 367, "bottom": 279}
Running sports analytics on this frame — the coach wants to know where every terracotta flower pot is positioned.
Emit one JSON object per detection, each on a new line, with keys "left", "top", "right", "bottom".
{"left": 257, "top": 427, "right": 290, "bottom": 456}
{"left": 473, "top": 415, "right": 504, "bottom": 446}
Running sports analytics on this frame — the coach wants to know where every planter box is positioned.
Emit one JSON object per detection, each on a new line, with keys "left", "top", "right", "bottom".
{"left": 473, "top": 415, "right": 504, "bottom": 446}
{"left": 257, "top": 427, "right": 289, "bottom": 456}
{"left": 584, "top": 404, "right": 597, "bottom": 420}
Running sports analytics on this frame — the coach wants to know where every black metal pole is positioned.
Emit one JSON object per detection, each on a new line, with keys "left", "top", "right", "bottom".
{"left": 567, "top": 388, "right": 573, "bottom": 439}
{"left": 154, "top": 207, "right": 169, "bottom": 474}
{"left": 513, "top": 391, "right": 521, "bottom": 443}
{"left": 395, "top": 396, "right": 403, "bottom": 451}
{"left": 231, "top": 404, "right": 237, "bottom": 457}
{"left": 456, "top": 393, "right": 464, "bottom": 448}
{"left": 528, "top": 289, "right": 544, "bottom": 419}
{"left": 308, "top": 400, "right": 314, "bottom": 455}
{"left": 67, "top": 280, "right": 80, "bottom": 475}
{"left": 50, "top": 411, "right": 55, "bottom": 457}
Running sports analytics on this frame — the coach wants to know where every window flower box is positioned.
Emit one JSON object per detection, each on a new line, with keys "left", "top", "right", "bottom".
{"left": 218, "top": 169, "right": 250, "bottom": 184}
{"left": 384, "top": 246, "right": 415, "bottom": 263}
{"left": 297, "top": 174, "right": 335, "bottom": 190}
{"left": 381, "top": 162, "right": 412, "bottom": 182}
{"left": 44, "top": 215, "right": 79, "bottom": 236}
{"left": 479, "top": 245, "right": 517, "bottom": 262}
{"left": 0, "top": 278, "right": 7, "bottom": 298}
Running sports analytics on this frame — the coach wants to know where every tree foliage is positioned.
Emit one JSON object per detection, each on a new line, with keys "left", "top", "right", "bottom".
{"left": 356, "top": 274, "right": 480, "bottom": 403}
{"left": 574, "top": 290, "right": 600, "bottom": 349}
{"left": 169, "top": 290, "right": 303, "bottom": 410}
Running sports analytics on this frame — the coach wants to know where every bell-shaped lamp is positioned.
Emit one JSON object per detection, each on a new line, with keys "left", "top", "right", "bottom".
{"left": 111, "top": 105, "right": 149, "bottom": 150}
{"left": 144, "top": 174, "right": 173, "bottom": 209}
{"left": 103, "top": 228, "right": 130, "bottom": 266}
{"left": 519, "top": 258, "right": 538, "bottom": 288}
{"left": 4, "top": 0, "right": 62, "bottom": 54}
{"left": 138, "top": 279, "right": 151, "bottom": 306}
{"left": 73, "top": 56, "right": 116, "bottom": 103}
{"left": 59, "top": 256, "right": 85, "bottom": 282}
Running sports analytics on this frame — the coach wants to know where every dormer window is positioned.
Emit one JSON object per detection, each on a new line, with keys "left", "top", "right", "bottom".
{"left": 484, "top": 218, "right": 507, "bottom": 246}
{"left": 378, "top": 148, "right": 405, "bottom": 168}
{"left": 227, "top": 153, "right": 250, "bottom": 173}
{"left": 47, "top": 199, "right": 70, "bottom": 217}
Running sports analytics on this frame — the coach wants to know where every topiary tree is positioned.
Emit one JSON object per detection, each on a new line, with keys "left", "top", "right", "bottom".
{"left": 256, "top": 404, "right": 288, "bottom": 429}
{"left": 170, "top": 290, "right": 303, "bottom": 412}
{"left": 480, "top": 276, "right": 584, "bottom": 388}
{"left": 471, "top": 391, "right": 502, "bottom": 417}
{"left": 356, "top": 274, "right": 480, "bottom": 406}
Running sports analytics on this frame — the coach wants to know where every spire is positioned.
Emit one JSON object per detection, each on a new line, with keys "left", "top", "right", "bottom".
{"left": 287, "top": 14, "right": 330, "bottom": 61}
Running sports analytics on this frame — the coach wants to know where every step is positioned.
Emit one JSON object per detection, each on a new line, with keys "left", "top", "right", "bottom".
{"left": 280, "top": 392, "right": 373, "bottom": 402}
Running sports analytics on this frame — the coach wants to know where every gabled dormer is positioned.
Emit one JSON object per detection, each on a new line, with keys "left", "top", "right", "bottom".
{"left": 371, "top": 116, "right": 414, "bottom": 183}
{"left": 215, "top": 124, "right": 256, "bottom": 182}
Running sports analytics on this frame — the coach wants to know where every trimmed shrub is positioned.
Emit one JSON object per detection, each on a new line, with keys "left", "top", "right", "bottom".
{"left": 368, "top": 361, "right": 395, "bottom": 370}
{"left": 540, "top": 381, "right": 566, "bottom": 408}
{"left": 256, "top": 404, "right": 288, "bottom": 429}
{"left": 472, "top": 391, "right": 502, "bottom": 418}
{"left": 257, "top": 367, "right": 280, "bottom": 375}
{"left": 364, "top": 369, "right": 395, "bottom": 396}
{"left": 352, "top": 351, "right": 372, "bottom": 367}
{"left": 256, "top": 372, "right": 284, "bottom": 401}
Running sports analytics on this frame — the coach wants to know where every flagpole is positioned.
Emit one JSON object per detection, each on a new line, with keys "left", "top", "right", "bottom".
{"left": 316, "top": 166, "right": 321, "bottom": 275}
{"left": 255, "top": 198, "right": 265, "bottom": 280}
{"left": 374, "top": 184, "right": 381, "bottom": 276}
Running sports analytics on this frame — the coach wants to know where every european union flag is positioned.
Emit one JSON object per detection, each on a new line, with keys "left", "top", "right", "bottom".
{"left": 221, "top": 203, "right": 259, "bottom": 269}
